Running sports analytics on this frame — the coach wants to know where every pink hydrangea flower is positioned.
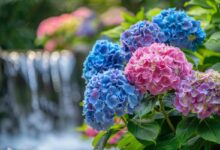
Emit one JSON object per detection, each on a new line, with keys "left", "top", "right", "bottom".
{"left": 174, "top": 69, "right": 220, "bottom": 119}
{"left": 124, "top": 43, "right": 192, "bottom": 95}
{"left": 37, "top": 14, "right": 74, "bottom": 38}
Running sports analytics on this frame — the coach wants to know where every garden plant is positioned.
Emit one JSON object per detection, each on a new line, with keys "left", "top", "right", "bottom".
{"left": 81, "top": 0, "right": 220, "bottom": 149}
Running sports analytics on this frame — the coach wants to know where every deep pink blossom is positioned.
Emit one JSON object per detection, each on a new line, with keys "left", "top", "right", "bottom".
{"left": 124, "top": 43, "right": 192, "bottom": 95}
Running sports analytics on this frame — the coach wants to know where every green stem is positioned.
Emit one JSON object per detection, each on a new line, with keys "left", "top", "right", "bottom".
{"left": 94, "top": 130, "right": 112, "bottom": 150}
{"left": 159, "top": 95, "right": 175, "bottom": 133}
{"left": 121, "top": 116, "right": 128, "bottom": 124}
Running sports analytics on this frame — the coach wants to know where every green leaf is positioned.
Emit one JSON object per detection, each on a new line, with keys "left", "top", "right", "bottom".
{"left": 205, "top": 31, "right": 220, "bottom": 52}
{"left": 134, "top": 95, "right": 157, "bottom": 118}
{"left": 197, "top": 48, "right": 220, "bottom": 70}
{"left": 185, "top": 0, "right": 217, "bottom": 11}
{"left": 101, "top": 26, "right": 124, "bottom": 41}
{"left": 92, "top": 124, "right": 124, "bottom": 149}
{"left": 198, "top": 117, "right": 220, "bottom": 144}
{"left": 146, "top": 8, "right": 162, "bottom": 21}
{"left": 122, "top": 12, "right": 136, "bottom": 23}
{"left": 118, "top": 132, "right": 145, "bottom": 150}
{"left": 187, "top": 6, "right": 212, "bottom": 27}
{"left": 75, "top": 123, "right": 87, "bottom": 132}
{"left": 121, "top": 22, "right": 132, "bottom": 29}
{"left": 94, "top": 131, "right": 112, "bottom": 150}
{"left": 211, "top": 63, "right": 220, "bottom": 72}
{"left": 92, "top": 131, "right": 107, "bottom": 147}
{"left": 183, "top": 49, "right": 204, "bottom": 68}
{"left": 215, "top": 0, "right": 220, "bottom": 4}
{"left": 128, "top": 121, "right": 160, "bottom": 143}
{"left": 176, "top": 118, "right": 199, "bottom": 147}
{"left": 211, "top": 11, "right": 220, "bottom": 24}
{"left": 136, "top": 7, "right": 145, "bottom": 20}
{"left": 155, "top": 136, "right": 179, "bottom": 150}
{"left": 181, "top": 136, "right": 205, "bottom": 150}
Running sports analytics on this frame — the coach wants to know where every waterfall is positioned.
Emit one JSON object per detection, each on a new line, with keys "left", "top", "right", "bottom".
{"left": 0, "top": 50, "right": 90, "bottom": 150}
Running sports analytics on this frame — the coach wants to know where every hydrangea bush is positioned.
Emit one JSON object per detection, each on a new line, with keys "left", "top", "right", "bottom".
{"left": 81, "top": 1, "right": 220, "bottom": 149}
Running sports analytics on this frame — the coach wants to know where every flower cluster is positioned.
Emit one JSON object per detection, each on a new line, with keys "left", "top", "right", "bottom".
{"left": 120, "top": 21, "right": 167, "bottom": 61}
{"left": 83, "top": 69, "right": 141, "bottom": 130}
{"left": 37, "top": 13, "right": 78, "bottom": 38}
{"left": 82, "top": 8, "right": 209, "bottom": 133}
{"left": 174, "top": 70, "right": 220, "bottom": 118}
{"left": 153, "top": 8, "right": 206, "bottom": 50}
{"left": 83, "top": 40, "right": 125, "bottom": 82}
{"left": 36, "top": 7, "right": 98, "bottom": 51}
{"left": 125, "top": 43, "right": 192, "bottom": 95}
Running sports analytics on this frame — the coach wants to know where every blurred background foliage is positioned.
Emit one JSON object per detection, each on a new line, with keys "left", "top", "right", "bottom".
{"left": 0, "top": 0, "right": 188, "bottom": 50}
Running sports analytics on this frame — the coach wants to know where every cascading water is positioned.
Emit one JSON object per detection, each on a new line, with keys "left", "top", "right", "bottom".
{"left": 0, "top": 50, "right": 91, "bottom": 150}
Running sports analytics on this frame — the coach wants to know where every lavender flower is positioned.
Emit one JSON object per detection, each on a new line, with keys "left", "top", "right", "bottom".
{"left": 120, "top": 21, "right": 167, "bottom": 61}
{"left": 174, "top": 69, "right": 220, "bottom": 118}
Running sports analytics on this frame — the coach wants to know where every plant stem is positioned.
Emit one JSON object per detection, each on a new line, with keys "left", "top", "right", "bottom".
{"left": 159, "top": 95, "right": 175, "bottom": 133}
{"left": 121, "top": 116, "right": 128, "bottom": 124}
{"left": 94, "top": 130, "right": 112, "bottom": 150}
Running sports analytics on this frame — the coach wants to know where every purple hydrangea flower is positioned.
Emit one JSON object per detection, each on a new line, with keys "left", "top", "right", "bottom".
{"left": 83, "top": 40, "right": 125, "bottom": 82}
{"left": 83, "top": 69, "right": 142, "bottom": 130}
{"left": 153, "top": 8, "right": 206, "bottom": 51}
{"left": 174, "top": 69, "right": 220, "bottom": 119}
{"left": 120, "top": 21, "right": 167, "bottom": 61}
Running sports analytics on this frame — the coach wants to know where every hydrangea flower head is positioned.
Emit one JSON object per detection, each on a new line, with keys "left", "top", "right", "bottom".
{"left": 37, "top": 14, "right": 78, "bottom": 38}
{"left": 83, "top": 69, "right": 142, "bottom": 130}
{"left": 120, "top": 21, "right": 167, "bottom": 61}
{"left": 83, "top": 40, "right": 125, "bottom": 82}
{"left": 153, "top": 8, "right": 206, "bottom": 50}
{"left": 174, "top": 69, "right": 220, "bottom": 119}
{"left": 125, "top": 43, "right": 192, "bottom": 95}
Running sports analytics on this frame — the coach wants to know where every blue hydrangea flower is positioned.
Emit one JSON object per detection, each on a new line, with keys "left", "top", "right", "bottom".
{"left": 153, "top": 8, "right": 206, "bottom": 51}
{"left": 83, "top": 40, "right": 125, "bottom": 82}
{"left": 120, "top": 20, "right": 167, "bottom": 61}
{"left": 83, "top": 69, "right": 142, "bottom": 130}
